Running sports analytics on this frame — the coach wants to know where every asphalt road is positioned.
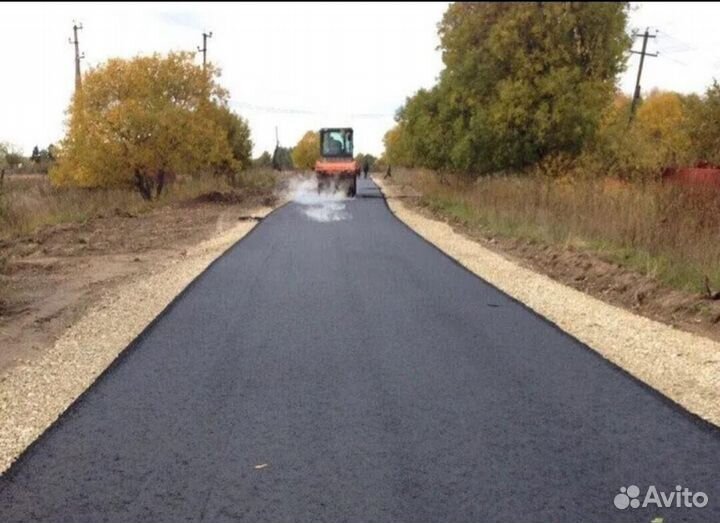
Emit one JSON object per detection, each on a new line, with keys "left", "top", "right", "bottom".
{"left": 1, "top": 177, "right": 719, "bottom": 522}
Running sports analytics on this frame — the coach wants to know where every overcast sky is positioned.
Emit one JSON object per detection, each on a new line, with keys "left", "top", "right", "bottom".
{"left": 2, "top": 2, "right": 720, "bottom": 157}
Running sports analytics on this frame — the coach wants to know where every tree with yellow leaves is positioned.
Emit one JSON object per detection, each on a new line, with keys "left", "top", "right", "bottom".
{"left": 204, "top": 103, "right": 254, "bottom": 186}
{"left": 291, "top": 131, "right": 320, "bottom": 171}
{"left": 51, "top": 51, "right": 239, "bottom": 199}
{"left": 636, "top": 90, "right": 692, "bottom": 167}
{"left": 583, "top": 90, "right": 695, "bottom": 180}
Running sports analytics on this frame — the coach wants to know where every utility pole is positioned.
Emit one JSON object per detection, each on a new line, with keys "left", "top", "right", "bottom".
{"left": 272, "top": 126, "right": 281, "bottom": 171}
{"left": 69, "top": 21, "right": 84, "bottom": 91}
{"left": 198, "top": 31, "right": 213, "bottom": 70}
{"left": 629, "top": 27, "right": 658, "bottom": 121}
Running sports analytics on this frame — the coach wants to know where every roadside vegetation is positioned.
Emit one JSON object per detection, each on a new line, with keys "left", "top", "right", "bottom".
{"left": 381, "top": 2, "right": 720, "bottom": 293}
{"left": 0, "top": 51, "right": 278, "bottom": 240}
{"left": 0, "top": 169, "right": 277, "bottom": 240}
{"left": 392, "top": 168, "right": 720, "bottom": 293}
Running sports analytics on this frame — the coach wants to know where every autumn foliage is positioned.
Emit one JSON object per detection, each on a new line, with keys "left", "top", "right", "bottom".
{"left": 51, "top": 52, "right": 251, "bottom": 199}
{"left": 383, "top": 2, "right": 720, "bottom": 184}
{"left": 383, "top": 2, "right": 630, "bottom": 174}
{"left": 291, "top": 131, "right": 320, "bottom": 170}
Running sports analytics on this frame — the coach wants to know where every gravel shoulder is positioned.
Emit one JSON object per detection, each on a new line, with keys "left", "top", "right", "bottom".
{"left": 374, "top": 175, "right": 720, "bottom": 427}
{"left": 0, "top": 204, "right": 275, "bottom": 473}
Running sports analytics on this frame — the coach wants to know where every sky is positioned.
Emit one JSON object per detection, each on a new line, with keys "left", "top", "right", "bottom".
{"left": 1, "top": 2, "right": 720, "bottom": 157}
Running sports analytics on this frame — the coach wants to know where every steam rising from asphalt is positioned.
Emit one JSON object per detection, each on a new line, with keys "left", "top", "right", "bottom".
{"left": 288, "top": 176, "right": 351, "bottom": 223}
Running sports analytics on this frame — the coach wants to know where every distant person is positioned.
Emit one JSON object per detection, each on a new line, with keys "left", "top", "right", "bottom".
{"left": 363, "top": 159, "right": 370, "bottom": 178}
{"left": 385, "top": 164, "right": 392, "bottom": 178}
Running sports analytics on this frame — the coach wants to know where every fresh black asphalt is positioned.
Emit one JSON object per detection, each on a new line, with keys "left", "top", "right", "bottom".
{"left": 0, "top": 178, "right": 718, "bottom": 522}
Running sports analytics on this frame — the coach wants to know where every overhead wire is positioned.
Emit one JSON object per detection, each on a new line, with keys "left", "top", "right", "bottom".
{"left": 231, "top": 102, "right": 394, "bottom": 119}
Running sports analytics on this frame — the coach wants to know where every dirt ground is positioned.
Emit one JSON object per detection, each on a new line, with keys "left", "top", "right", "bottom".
{"left": 380, "top": 179, "right": 720, "bottom": 344}
{"left": 0, "top": 193, "right": 274, "bottom": 375}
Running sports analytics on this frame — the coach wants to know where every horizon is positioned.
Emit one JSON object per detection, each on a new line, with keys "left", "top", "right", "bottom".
{"left": 2, "top": 2, "right": 720, "bottom": 157}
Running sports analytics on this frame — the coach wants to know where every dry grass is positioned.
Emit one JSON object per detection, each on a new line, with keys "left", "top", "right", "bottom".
{"left": 0, "top": 169, "right": 277, "bottom": 240}
{"left": 393, "top": 168, "right": 720, "bottom": 293}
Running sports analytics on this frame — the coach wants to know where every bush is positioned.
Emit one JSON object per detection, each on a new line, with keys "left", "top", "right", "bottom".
{"left": 51, "top": 52, "right": 238, "bottom": 200}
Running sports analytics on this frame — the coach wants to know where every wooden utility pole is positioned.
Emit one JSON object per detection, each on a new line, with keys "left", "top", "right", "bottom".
{"left": 272, "top": 126, "right": 281, "bottom": 171}
{"left": 69, "top": 21, "right": 84, "bottom": 91}
{"left": 629, "top": 28, "right": 658, "bottom": 121}
{"left": 198, "top": 31, "right": 213, "bottom": 70}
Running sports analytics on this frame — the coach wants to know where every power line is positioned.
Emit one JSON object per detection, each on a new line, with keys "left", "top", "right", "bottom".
{"left": 235, "top": 103, "right": 315, "bottom": 115}
{"left": 659, "top": 54, "right": 688, "bottom": 67}
{"left": 654, "top": 31, "right": 693, "bottom": 65}
{"left": 655, "top": 30, "right": 696, "bottom": 54}
{"left": 658, "top": 29, "right": 720, "bottom": 70}
{"left": 232, "top": 102, "right": 393, "bottom": 119}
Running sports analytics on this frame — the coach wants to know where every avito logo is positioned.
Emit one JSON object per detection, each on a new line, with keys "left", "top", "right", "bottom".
{"left": 614, "top": 485, "right": 708, "bottom": 510}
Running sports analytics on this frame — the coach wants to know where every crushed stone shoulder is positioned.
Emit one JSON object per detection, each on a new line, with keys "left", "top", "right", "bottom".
{"left": 374, "top": 176, "right": 720, "bottom": 427}
{"left": 0, "top": 207, "right": 274, "bottom": 473}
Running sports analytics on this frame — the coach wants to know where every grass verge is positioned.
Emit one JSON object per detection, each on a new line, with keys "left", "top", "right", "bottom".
{"left": 0, "top": 168, "right": 278, "bottom": 240}
{"left": 394, "top": 168, "right": 720, "bottom": 294}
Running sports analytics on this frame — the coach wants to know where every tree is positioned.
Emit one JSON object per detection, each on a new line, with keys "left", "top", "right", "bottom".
{"left": 635, "top": 90, "right": 691, "bottom": 168}
{"left": 389, "top": 2, "right": 631, "bottom": 175}
{"left": 685, "top": 80, "right": 720, "bottom": 165}
{"left": 1, "top": 143, "right": 24, "bottom": 179}
{"left": 50, "top": 52, "right": 235, "bottom": 199}
{"left": 581, "top": 92, "right": 656, "bottom": 180}
{"left": 253, "top": 151, "right": 273, "bottom": 168}
{"left": 0, "top": 143, "right": 8, "bottom": 168}
{"left": 355, "top": 153, "right": 377, "bottom": 171}
{"left": 0, "top": 143, "right": 8, "bottom": 182}
{"left": 580, "top": 89, "right": 695, "bottom": 180}
{"left": 38, "top": 148, "right": 50, "bottom": 163}
{"left": 5, "top": 150, "right": 24, "bottom": 170}
{"left": 382, "top": 124, "right": 411, "bottom": 167}
{"left": 396, "top": 86, "right": 456, "bottom": 170}
{"left": 272, "top": 146, "right": 294, "bottom": 171}
{"left": 291, "top": 131, "right": 320, "bottom": 170}
{"left": 206, "top": 104, "right": 252, "bottom": 168}
{"left": 205, "top": 103, "right": 254, "bottom": 184}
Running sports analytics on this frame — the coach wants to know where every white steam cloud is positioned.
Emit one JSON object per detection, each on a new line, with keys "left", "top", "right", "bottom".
{"left": 286, "top": 175, "right": 352, "bottom": 223}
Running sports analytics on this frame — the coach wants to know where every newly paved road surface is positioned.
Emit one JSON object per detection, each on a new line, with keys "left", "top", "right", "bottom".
{"left": 1, "top": 178, "right": 719, "bottom": 522}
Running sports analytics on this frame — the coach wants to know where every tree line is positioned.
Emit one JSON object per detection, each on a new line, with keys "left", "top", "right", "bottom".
{"left": 0, "top": 143, "right": 56, "bottom": 177}
{"left": 10, "top": 48, "right": 382, "bottom": 191}
{"left": 382, "top": 2, "right": 720, "bottom": 180}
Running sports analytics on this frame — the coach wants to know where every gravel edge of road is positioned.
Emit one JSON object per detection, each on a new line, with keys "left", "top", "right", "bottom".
{"left": 374, "top": 176, "right": 720, "bottom": 427}
{"left": 0, "top": 206, "right": 275, "bottom": 474}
